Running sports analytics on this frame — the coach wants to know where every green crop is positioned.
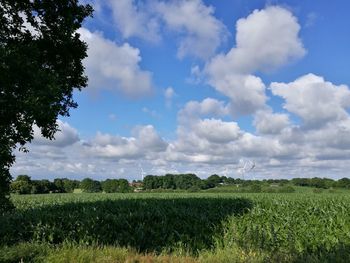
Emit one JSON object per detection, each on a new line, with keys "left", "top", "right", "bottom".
{"left": 1, "top": 193, "right": 252, "bottom": 253}
{"left": 2, "top": 192, "right": 350, "bottom": 261}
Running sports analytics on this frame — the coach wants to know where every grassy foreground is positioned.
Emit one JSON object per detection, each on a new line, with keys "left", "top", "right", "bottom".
{"left": 1, "top": 191, "right": 350, "bottom": 262}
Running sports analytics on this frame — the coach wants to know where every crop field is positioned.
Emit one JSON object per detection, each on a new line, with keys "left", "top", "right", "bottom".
{"left": 1, "top": 192, "right": 350, "bottom": 262}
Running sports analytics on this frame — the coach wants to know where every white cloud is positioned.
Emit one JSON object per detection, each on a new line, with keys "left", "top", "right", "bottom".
{"left": 270, "top": 74, "right": 350, "bottom": 128}
{"left": 107, "top": 0, "right": 161, "bottom": 42}
{"left": 84, "top": 125, "right": 168, "bottom": 160}
{"left": 179, "top": 97, "right": 229, "bottom": 121}
{"left": 12, "top": 100, "right": 350, "bottom": 180}
{"left": 194, "top": 118, "right": 241, "bottom": 143}
{"left": 254, "top": 109, "right": 290, "bottom": 134}
{"left": 99, "top": 0, "right": 227, "bottom": 60}
{"left": 206, "top": 6, "right": 305, "bottom": 115}
{"left": 132, "top": 125, "right": 168, "bottom": 152}
{"left": 33, "top": 120, "right": 79, "bottom": 147}
{"left": 156, "top": 0, "right": 227, "bottom": 59}
{"left": 213, "top": 74, "right": 268, "bottom": 115}
{"left": 233, "top": 6, "right": 305, "bottom": 73}
{"left": 78, "top": 28, "right": 153, "bottom": 98}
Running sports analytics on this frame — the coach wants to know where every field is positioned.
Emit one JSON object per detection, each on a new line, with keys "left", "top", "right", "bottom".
{"left": 1, "top": 191, "right": 350, "bottom": 262}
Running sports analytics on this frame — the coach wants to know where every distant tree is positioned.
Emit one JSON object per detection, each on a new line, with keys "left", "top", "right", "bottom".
{"left": 10, "top": 175, "right": 32, "bottom": 194}
{"left": 337, "top": 178, "right": 350, "bottom": 188}
{"left": 63, "top": 179, "right": 79, "bottom": 193}
{"left": 222, "top": 177, "right": 236, "bottom": 185}
{"left": 292, "top": 178, "right": 310, "bottom": 187}
{"left": 162, "top": 174, "right": 175, "bottom": 189}
{"left": 118, "top": 179, "right": 132, "bottom": 193}
{"left": 144, "top": 174, "right": 202, "bottom": 190}
{"left": 53, "top": 178, "right": 66, "bottom": 193}
{"left": 174, "top": 174, "right": 201, "bottom": 190}
{"left": 204, "top": 174, "right": 222, "bottom": 189}
{"left": 80, "top": 178, "right": 101, "bottom": 193}
{"left": 102, "top": 179, "right": 132, "bottom": 193}
{"left": 102, "top": 179, "right": 119, "bottom": 193}
{"left": 142, "top": 175, "right": 153, "bottom": 189}
{"left": 0, "top": 0, "right": 93, "bottom": 212}
{"left": 53, "top": 178, "right": 79, "bottom": 193}
{"left": 31, "top": 179, "right": 53, "bottom": 194}
{"left": 143, "top": 175, "right": 163, "bottom": 189}
{"left": 16, "top": 175, "right": 31, "bottom": 182}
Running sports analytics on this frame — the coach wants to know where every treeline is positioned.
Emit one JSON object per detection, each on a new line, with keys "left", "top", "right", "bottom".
{"left": 10, "top": 175, "right": 132, "bottom": 194}
{"left": 143, "top": 174, "right": 257, "bottom": 190}
{"left": 143, "top": 174, "right": 350, "bottom": 190}
{"left": 10, "top": 174, "right": 350, "bottom": 195}
{"left": 291, "top": 177, "right": 350, "bottom": 189}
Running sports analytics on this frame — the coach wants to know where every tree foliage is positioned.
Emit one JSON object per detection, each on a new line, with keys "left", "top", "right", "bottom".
{"left": 102, "top": 179, "right": 132, "bottom": 193}
{"left": 0, "top": 0, "right": 92, "bottom": 211}
{"left": 143, "top": 174, "right": 202, "bottom": 190}
{"left": 80, "top": 178, "right": 101, "bottom": 193}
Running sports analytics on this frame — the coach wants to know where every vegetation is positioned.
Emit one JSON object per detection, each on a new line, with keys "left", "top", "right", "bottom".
{"left": 1, "top": 194, "right": 252, "bottom": 253}
{"left": 8, "top": 174, "right": 350, "bottom": 196}
{"left": 101, "top": 179, "right": 132, "bottom": 193}
{"left": 0, "top": 0, "right": 93, "bottom": 212}
{"left": 1, "top": 192, "right": 350, "bottom": 262}
{"left": 80, "top": 178, "right": 102, "bottom": 193}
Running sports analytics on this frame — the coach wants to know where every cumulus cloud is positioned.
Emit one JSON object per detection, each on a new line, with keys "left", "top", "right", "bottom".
{"left": 170, "top": 98, "right": 276, "bottom": 164}
{"left": 179, "top": 97, "right": 229, "bottom": 121}
{"left": 206, "top": 6, "right": 305, "bottom": 115}
{"left": 254, "top": 109, "right": 290, "bottom": 134}
{"left": 11, "top": 4, "right": 350, "bottom": 180}
{"left": 107, "top": 0, "right": 161, "bottom": 42}
{"left": 99, "top": 0, "right": 226, "bottom": 60}
{"left": 84, "top": 125, "right": 168, "bottom": 159}
{"left": 33, "top": 120, "right": 79, "bottom": 147}
{"left": 155, "top": 0, "right": 227, "bottom": 59}
{"left": 12, "top": 92, "right": 350, "bottom": 180}
{"left": 193, "top": 118, "right": 241, "bottom": 143}
{"left": 233, "top": 6, "right": 305, "bottom": 73}
{"left": 78, "top": 28, "right": 153, "bottom": 98}
{"left": 212, "top": 74, "right": 268, "bottom": 115}
{"left": 270, "top": 74, "right": 350, "bottom": 128}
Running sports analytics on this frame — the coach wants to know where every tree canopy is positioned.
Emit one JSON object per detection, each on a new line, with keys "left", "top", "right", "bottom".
{"left": 0, "top": 0, "right": 93, "bottom": 212}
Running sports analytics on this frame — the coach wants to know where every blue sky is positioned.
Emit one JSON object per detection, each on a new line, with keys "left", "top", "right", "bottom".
{"left": 12, "top": 0, "right": 350, "bottom": 180}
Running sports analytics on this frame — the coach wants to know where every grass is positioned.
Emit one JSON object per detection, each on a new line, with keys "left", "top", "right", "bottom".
{"left": 0, "top": 242, "right": 271, "bottom": 263}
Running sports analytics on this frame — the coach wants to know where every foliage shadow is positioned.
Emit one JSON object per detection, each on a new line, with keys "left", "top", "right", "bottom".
{"left": 0, "top": 197, "right": 253, "bottom": 254}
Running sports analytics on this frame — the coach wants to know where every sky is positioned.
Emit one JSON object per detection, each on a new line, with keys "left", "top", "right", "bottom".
{"left": 11, "top": 0, "right": 350, "bottom": 181}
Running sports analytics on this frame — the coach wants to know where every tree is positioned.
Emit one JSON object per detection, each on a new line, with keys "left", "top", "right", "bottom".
{"left": 204, "top": 174, "right": 222, "bottom": 189}
{"left": 117, "top": 179, "right": 132, "bottom": 193}
{"left": 31, "top": 179, "right": 54, "bottom": 194}
{"left": 80, "top": 178, "right": 101, "bottom": 193}
{"left": 162, "top": 174, "right": 175, "bottom": 189}
{"left": 0, "top": 0, "right": 93, "bottom": 212}
{"left": 63, "top": 179, "right": 79, "bottom": 193}
{"left": 337, "top": 178, "right": 350, "bottom": 188}
{"left": 174, "top": 174, "right": 201, "bottom": 190}
{"left": 10, "top": 175, "right": 32, "bottom": 194}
